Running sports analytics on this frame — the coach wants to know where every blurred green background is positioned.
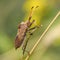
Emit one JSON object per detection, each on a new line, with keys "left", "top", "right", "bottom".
{"left": 0, "top": 0, "right": 60, "bottom": 60}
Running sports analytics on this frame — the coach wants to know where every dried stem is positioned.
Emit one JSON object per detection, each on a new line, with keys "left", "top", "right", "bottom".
{"left": 25, "top": 11, "right": 60, "bottom": 60}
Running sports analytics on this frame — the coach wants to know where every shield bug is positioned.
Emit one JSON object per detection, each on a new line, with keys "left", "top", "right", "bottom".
{"left": 15, "top": 6, "right": 39, "bottom": 54}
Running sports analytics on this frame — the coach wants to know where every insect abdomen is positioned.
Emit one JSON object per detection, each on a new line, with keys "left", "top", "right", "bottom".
{"left": 15, "top": 36, "right": 24, "bottom": 49}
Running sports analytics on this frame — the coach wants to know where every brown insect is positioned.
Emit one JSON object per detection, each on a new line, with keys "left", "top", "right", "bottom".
{"left": 15, "top": 6, "right": 39, "bottom": 54}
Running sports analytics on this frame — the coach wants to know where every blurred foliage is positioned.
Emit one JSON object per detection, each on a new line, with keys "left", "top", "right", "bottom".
{"left": 0, "top": 0, "right": 60, "bottom": 60}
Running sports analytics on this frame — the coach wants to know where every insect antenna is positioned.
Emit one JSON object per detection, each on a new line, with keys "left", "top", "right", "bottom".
{"left": 28, "top": 6, "right": 39, "bottom": 21}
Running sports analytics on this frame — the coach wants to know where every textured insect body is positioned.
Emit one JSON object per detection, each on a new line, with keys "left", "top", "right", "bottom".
{"left": 15, "top": 20, "right": 34, "bottom": 49}
{"left": 15, "top": 6, "right": 39, "bottom": 51}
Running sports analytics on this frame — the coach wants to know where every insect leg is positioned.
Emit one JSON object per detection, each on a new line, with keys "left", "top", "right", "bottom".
{"left": 22, "top": 36, "right": 30, "bottom": 55}
{"left": 28, "top": 26, "right": 37, "bottom": 31}
{"left": 22, "top": 40, "right": 28, "bottom": 55}
{"left": 22, "top": 27, "right": 38, "bottom": 55}
{"left": 27, "top": 24, "right": 43, "bottom": 36}
{"left": 28, "top": 24, "right": 43, "bottom": 31}
{"left": 22, "top": 35, "right": 31, "bottom": 55}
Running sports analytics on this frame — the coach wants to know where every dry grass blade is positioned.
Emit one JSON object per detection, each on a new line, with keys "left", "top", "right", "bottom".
{"left": 25, "top": 11, "right": 60, "bottom": 60}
